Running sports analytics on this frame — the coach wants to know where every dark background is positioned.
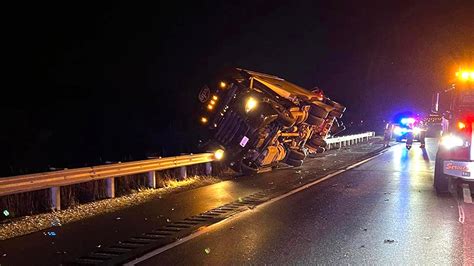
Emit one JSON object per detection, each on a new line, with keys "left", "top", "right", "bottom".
{"left": 1, "top": 1, "right": 473, "bottom": 176}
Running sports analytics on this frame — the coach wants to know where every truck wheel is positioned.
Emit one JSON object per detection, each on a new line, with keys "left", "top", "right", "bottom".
{"left": 310, "top": 105, "right": 329, "bottom": 119}
{"left": 309, "top": 137, "right": 327, "bottom": 147}
{"left": 434, "top": 157, "right": 449, "bottom": 195}
{"left": 306, "top": 114, "right": 325, "bottom": 127}
{"left": 240, "top": 161, "right": 259, "bottom": 175}
{"left": 287, "top": 149, "right": 306, "bottom": 160}
{"left": 286, "top": 158, "right": 304, "bottom": 167}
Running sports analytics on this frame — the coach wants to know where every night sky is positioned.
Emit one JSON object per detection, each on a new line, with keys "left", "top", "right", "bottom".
{"left": 1, "top": 1, "right": 473, "bottom": 176}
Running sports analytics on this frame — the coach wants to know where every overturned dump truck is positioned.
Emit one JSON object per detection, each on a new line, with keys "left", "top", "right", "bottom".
{"left": 196, "top": 68, "right": 346, "bottom": 174}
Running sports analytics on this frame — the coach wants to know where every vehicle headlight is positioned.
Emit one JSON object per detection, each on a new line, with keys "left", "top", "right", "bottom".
{"left": 245, "top": 97, "right": 258, "bottom": 113}
{"left": 440, "top": 134, "right": 464, "bottom": 149}
{"left": 413, "top": 127, "right": 421, "bottom": 135}
{"left": 393, "top": 126, "right": 403, "bottom": 136}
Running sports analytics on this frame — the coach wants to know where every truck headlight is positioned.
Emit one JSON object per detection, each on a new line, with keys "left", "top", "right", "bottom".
{"left": 214, "top": 149, "right": 225, "bottom": 160}
{"left": 245, "top": 97, "right": 258, "bottom": 113}
{"left": 440, "top": 134, "right": 464, "bottom": 149}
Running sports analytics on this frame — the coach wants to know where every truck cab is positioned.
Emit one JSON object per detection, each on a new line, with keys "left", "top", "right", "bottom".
{"left": 433, "top": 69, "right": 474, "bottom": 194}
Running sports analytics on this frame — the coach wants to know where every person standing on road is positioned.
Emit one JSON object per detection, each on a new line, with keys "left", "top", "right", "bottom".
{"left": 418, "top": 121, "right": 427, "bottom": 148}
{"left": 383, "top": 123, "right": 392, "bottom": 147}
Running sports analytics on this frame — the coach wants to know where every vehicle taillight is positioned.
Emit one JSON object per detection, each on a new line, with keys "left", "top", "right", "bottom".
{"left": 458, "top": 121, "right": 466, "bottom": 130}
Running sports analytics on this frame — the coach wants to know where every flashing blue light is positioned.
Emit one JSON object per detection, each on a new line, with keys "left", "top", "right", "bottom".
{"left": 400, "top": 117, "right": 415, "bottom": 125}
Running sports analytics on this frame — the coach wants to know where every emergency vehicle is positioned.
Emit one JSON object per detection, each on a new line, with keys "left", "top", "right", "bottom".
{"left": 433, "top": 68, "right": 474, "bottom": 194}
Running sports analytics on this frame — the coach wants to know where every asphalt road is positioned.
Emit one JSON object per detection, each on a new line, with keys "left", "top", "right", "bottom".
{"left": 138, "top": 139, "right": 473, "bottom": 265}
{"left": 0, "top": 137, "right": 387, "bottom": 265}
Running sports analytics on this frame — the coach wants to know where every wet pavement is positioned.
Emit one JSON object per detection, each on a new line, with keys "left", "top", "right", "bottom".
{"left": 139, "top": 139, "right": 473, "bottom": 265}
{"left": 0, "top": 137, "right": 387, "bottom": 265}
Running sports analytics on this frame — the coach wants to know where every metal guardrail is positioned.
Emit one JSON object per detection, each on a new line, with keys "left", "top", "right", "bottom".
{"left": 325, "top": 131, "right": 376, "bottom": 149}
{"left": 0, "top": 132, "right": 375, "bottom": 211}
{"left": 0, "top": 153, "right": 215, "bottom": 210}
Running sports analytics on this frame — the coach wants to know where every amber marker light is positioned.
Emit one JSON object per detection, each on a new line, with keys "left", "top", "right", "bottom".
{"left": 219, "top": 81, "right": 227, "bottom": 89}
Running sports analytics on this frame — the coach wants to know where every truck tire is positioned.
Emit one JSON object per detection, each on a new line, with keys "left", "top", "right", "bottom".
{"left": 286, "top": 158, "right": 303, "bottom": 167}
{"left": 316, "top": 147, "right": 325, "bottom": 153}
{"left": 306, "top": 114, "right": 325, "bottom": 127}
{"left": 240, "top": 161, "right": 259, "bottom": 175}
{"left": 434, "top": 156, "right": 449, "bottom": 195}
{"left": 310, "top": 105, "right": 329, "bottom": 119}
{"left": 309, "top": 137, "right": 327, "bottom": 147}
{"left": 287, "top": 149, "right": 306, "bottom": 160}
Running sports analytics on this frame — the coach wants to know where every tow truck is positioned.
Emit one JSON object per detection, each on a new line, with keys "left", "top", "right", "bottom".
{"left": 196, "top": 68, "right": 346, "bottom": 174}
{"left": 433, "top": 68, "right": 474, "bottom": 195}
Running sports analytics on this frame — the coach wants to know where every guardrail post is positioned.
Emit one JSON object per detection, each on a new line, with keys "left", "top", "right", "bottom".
{"left": 179, "top": 166, "right": 187, "bottom": 180}
{"left": 205, "top": 162, "right": 212, "bottom": 175}
{"left": 106, "top": 177, "right": 115, "bottom": 198}
{"left": 147, "top": 171, "right": 156, "bottom": 189}
{"left": 50, "top": 186, "right": 61, "bottom": 211}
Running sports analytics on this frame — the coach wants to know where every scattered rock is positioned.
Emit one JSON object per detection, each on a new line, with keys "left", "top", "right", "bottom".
{"left": 115, "top": 217, "right": 121, "bottom": 220}
{"left": 384, "top": 199, "right": 389, "bottom": 201}
{"left": 204, "top": 248, "right": 211, "bottom": 254}
{"left": 51, "top": 217, "right": 62, "bottom": 227}
{"left": 3, "top": 210, "right": 10, "bottom": 217}
{"left": 295, "top": 170, "right": 301, "bottom": 174}
{"left": 384, "top": 239, "right": 395, "bottom": 244}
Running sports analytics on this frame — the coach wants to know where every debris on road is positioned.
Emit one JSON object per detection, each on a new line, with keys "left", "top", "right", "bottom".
{"left": 51, "top": 217, "right": 62, "bottom": 227}
{"left": 44, "top": 231, "right": 56, "bottom": 237}
{"left": 3, "top": 210, "right": 10, "bottom": 217}
{"left": 204, "top": 247, "right": 211, "bottom": 254}
{"left": 384, "top": 239, "right": 395, "bottom": 244}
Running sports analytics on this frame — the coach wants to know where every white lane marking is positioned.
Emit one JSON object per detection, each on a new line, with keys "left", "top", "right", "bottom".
{"left": 462, "top": 184, "right": 473, "bottom": 204}
{"left": 458, "top": 203, "right": 465, "bottom": 224}
{"left": 124, "top": 152, "right": 385, "bottom": 265}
